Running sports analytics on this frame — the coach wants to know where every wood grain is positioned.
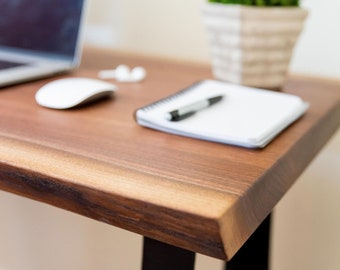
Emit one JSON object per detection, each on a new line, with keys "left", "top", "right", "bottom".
{"left": 0, "top": 47, "right": 339, "bottom": 260}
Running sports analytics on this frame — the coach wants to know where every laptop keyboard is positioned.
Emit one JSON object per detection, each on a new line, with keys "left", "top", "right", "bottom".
{"left": 0, "top": 59, "right": 26, "bottom": 70}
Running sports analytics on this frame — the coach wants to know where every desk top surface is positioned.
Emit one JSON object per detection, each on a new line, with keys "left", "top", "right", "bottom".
{"left": 1, "top": 48, "right": 339, "bottom": 260}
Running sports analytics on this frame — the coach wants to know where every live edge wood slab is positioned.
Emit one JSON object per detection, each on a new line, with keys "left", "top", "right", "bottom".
{"left": 0, "top": 47, "right": 339, "bottom": 261}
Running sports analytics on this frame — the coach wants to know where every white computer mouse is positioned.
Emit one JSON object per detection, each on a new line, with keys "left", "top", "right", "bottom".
{"left": 35, "top": 77, "right": 117, "bottom": 109}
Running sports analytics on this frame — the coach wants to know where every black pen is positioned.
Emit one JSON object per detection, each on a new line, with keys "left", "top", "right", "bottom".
{"left": 165, "top": 95, "right": 224, "bottom": 121}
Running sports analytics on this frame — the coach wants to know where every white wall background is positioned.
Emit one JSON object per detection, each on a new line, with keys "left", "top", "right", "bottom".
{"left": 1, "top": 0, "right": 339, "bottom": 269}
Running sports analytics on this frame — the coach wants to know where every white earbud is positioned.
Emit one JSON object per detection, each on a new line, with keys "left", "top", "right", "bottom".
{"left": 114, "top": 65, "right": 131, "bottom": 81}
{"left": 98, "top": 65, "right": 129, "bottom": 79}
{"left": 117, "top": 66, "right": 146, "bottom": 82}
{"left": 98, "top": 65, "right": 146, "bottom": 83}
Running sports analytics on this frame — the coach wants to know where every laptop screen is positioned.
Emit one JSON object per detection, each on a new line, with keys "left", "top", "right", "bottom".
{"left": 0, "top": 0, "right": 84, "bottom": 59}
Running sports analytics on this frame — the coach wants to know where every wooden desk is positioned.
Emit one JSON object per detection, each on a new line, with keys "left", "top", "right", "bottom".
{"left": 1, "top": 48, "right": 339, "bottom": 269}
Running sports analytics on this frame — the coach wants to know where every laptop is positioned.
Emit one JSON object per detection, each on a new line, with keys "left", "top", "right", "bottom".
{"left": 0, "top": 0, "right": 87, "bottom": 87}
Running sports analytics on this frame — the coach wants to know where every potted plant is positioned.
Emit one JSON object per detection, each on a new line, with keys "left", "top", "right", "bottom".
{"left": 202, "top": 0, "right": 308, "bottom": 90}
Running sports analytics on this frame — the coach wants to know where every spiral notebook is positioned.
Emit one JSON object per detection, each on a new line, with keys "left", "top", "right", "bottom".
{"left": 134, "top": 80, "right": 309, "bottom": 148}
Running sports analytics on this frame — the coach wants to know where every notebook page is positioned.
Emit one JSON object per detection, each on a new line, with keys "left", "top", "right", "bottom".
{"left": 136, "top": 80, "right": 309, "bottom": 148}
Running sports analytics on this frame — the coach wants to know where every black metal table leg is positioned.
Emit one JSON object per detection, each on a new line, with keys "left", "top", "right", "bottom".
{"left": 142, "top": 214, "right": 271, "bottom": 270}
{"left": 142, "top": 237, "right": 196, "bottom": 270}
{"left": 225, "top": 214, "right": 272, "bottom": 270}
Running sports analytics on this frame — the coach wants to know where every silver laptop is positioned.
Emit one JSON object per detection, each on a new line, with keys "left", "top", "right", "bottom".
{"left": 0, "top": 0, "right": 87, "bottom": 87}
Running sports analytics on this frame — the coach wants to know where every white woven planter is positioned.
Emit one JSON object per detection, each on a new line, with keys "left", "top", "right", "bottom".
{"left": 202, "top": 3, "right": 308, "bottom": 89}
